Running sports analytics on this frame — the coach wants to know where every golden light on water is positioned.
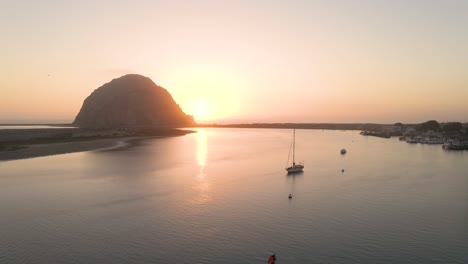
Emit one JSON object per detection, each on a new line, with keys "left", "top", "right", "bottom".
{"left": 196, "top": 130, "right": 207, "bottom": 167}
{"left": 187, "top": 129, "right": 211, "bottom": 205}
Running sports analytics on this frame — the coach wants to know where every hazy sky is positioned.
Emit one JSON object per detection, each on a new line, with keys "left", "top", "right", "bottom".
{"left": 1, "top": 0, "right": 467, "bottom": 123}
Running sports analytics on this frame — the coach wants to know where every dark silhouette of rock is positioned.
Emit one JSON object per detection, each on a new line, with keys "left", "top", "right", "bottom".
{"left": 73, "top": 74, "right": 195, "bottom": 128}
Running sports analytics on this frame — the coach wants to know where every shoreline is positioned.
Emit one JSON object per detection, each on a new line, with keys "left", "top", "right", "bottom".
{"left": 0, "top": 129, "right": 195, "bottom": 162}
{"left": 0, "top": 137, "right": 143, "bottom": 161}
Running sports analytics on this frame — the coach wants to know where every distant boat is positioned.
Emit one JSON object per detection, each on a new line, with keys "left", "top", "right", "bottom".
{"left": 443, "top": 140, "right": 468, "bottom": 150}
{"left": 286, "top": 129, "right": 304, "bottom": 174}
{"left": 341, "top": 149, "right": 347, "bottom": 155}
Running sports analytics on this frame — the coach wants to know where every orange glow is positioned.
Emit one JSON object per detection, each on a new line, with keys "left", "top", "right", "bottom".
{"left": 191, "top": 97, "right": 213, "bottom": 121}
{"left": 168, "top": 63, "right": 241, "bottom": 123}
{"left": 196, "top": 130, "right": 207, "bottom": 167}
{"left": 2, "top": 1, "right": 467, "bottom": 123}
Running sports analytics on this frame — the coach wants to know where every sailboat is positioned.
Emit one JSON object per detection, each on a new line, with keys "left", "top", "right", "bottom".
{"left": 286, "top": 129, "right": 304, "bottom": 173}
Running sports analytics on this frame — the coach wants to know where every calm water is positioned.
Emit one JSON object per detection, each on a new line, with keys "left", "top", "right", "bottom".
{"left": 0, "top": 129, "right": 467, "bottom": 263}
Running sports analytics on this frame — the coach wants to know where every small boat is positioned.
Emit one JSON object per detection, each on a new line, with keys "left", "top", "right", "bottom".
{"left": 443, "top": 140, "right": 468, "bottom": 150}
{"left": 288, "top": 194, "right": 292, "bottom": 199}
{"left": 340, "top": 149, "right": 347, "bottom": 155}
{"left": 286, "top": 129, "right": 304, "bottom": 173}
{"left": 268, "top": 254, "right": 277, "bottom": 264}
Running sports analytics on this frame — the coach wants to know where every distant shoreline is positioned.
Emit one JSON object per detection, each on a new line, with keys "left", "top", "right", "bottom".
{"left": 196, "top": 123, "right": 399, "bottom": 131}
{"left": 0, "top": 128, "right": 195, "bottom": 161}
{"left": 2, "top": 121, "right": 466, "bottom": 131}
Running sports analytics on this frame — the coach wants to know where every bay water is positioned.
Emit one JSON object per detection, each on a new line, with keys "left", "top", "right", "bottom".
{"left": 0, "top": 128, "right": 467, "bottom": 263}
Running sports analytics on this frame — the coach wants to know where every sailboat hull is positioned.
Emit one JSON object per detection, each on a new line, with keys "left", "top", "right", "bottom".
{"left": 286, "top": 164, "right": 304, "bottom": 173}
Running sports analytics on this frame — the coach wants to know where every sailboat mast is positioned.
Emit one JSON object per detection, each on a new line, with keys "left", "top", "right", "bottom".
{"left": 293, "top": 129, "right": 295, "bottom": 164}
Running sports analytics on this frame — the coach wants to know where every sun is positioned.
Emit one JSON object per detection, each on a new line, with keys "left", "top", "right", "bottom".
{"left": 191, "top": 97, "right": 213, "bottom": 121}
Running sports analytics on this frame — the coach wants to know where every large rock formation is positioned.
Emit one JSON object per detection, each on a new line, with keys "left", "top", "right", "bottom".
{"left": 73, "top": 74, "right": 195, "bottom": 128}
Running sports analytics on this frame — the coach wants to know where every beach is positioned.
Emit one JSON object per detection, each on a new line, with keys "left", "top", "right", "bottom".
{"left": 0, "top": 137, "right": 133, "bottom": 161}
{"left": 0, "top": 128, "right": 195, "bottom": 161}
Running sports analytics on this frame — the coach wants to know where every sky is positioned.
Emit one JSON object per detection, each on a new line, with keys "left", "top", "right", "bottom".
{"left": 1, "top": 0, "right": 467, "bottom": 124}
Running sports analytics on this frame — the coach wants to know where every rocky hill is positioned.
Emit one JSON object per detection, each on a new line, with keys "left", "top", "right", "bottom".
{"left": 73, "top": 74, "right": 195, "bottom": 128}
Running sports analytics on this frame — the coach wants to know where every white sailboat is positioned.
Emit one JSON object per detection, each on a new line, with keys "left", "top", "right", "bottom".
{"left": 286, "top": 129, "right": 304, "bottom": 173}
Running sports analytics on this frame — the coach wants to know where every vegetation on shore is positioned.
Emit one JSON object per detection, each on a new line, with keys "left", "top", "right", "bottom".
{"left": 197, "top": 123, "right": 395, "bottom": 130}
{"left": 198, "top": 121, "right": 468, "bottom": 149}
{"left": 197, "top": 121, "right": 467, "bottom": 132}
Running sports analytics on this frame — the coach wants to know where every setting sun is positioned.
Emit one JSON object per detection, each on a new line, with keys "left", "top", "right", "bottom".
{"left": 171, "top": 65, "right": 241, "bottom": 123}
{"left": 190, "top": 97, "right": 213, "bottom": 121}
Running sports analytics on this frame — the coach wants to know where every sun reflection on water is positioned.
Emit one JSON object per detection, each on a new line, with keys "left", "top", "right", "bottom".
{"left": 189, "top": 130, "right": 212, "bottom": 205}
{"left": 197, "top": 130, "right": 207, "bottom": 167}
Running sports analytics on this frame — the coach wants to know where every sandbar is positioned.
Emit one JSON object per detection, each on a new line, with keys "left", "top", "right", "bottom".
{"left": 0, "top": 128, "right": 195, "bottom": 161}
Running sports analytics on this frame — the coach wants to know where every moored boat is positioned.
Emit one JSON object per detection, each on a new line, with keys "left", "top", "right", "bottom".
{"left": 286, "top": 129, "right": 304, "bottom": 174}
